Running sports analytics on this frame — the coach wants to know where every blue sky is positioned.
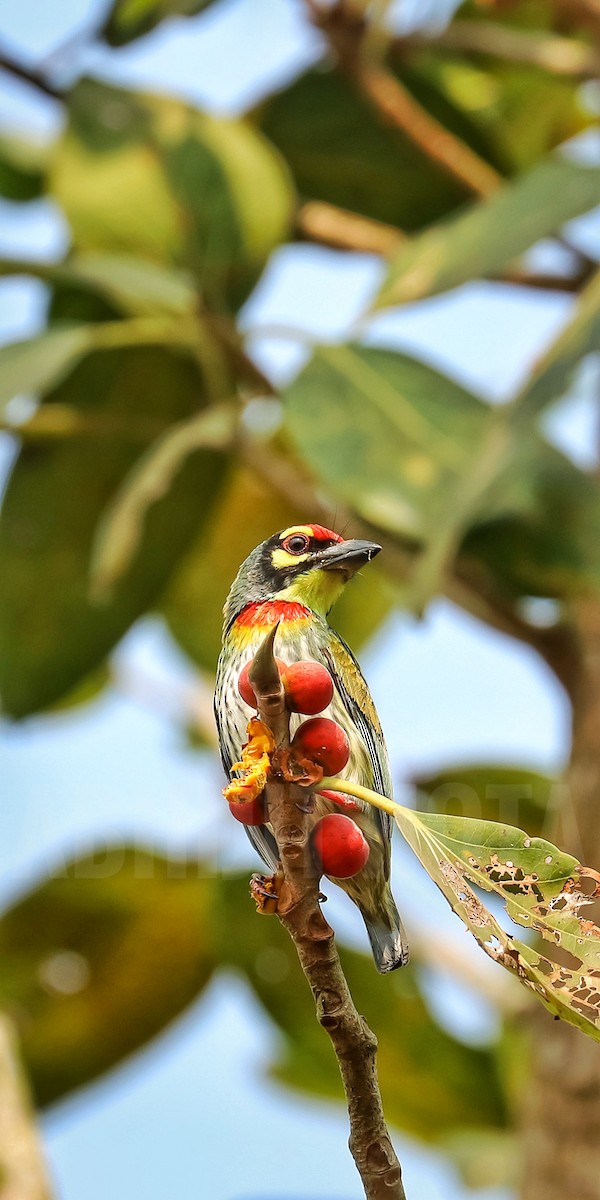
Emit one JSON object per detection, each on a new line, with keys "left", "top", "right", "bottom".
{"left": 0, "top": 1, "right": 598, "bottom": 1197}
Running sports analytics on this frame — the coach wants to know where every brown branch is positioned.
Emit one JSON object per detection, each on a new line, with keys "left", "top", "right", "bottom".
{"left": 296, "top": 201, "right": 591, "bottom": 290}
{"left": 396, "top": 20, "right": 600, "bottom": 78}
{"left": 297, "top": 200, "right": 406, "bottom": 255}
{"left": 348, "top": 63, "right": 500, "bottom": 198}
{"left": 0, "top": 1014, "right": 54, "bottom": 1200}
{"left": 0, "top": 46, "right": 63, "bottom": 99}
{"left": 554, "top": 0, "right": 600, "bottom": 41}
{"left": 495, "top": 264, "right": 596, "bottom": 293}
{"left": 248, "top": 627, "right": 406, "bottom": 1200}
{"left": 306, "top": 1, "right": 501, "bottom": 199}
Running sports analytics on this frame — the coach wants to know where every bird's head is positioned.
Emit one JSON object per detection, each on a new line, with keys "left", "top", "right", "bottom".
{"left": 224, "top": 524, "right": 381, "bottom": 625}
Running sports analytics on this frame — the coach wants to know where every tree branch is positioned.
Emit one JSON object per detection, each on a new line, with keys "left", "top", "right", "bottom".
{"left": 297, "top": 200, "right": 406, "bottom": 255}
{"left": 306, "top": 1, "right": 500, "bottom": 199}
{"left": 248, "top": 626, "right": 406, "bottom": 1200}
{"left": 0, "top": 1014, "right": 54, "bottom": 1200}
{"left": 296, "top": 201, "right": 591, "bottom": 291}
{"left": 0, "top": 46, "right": 63, "bottom": 100}
{"left": 395, "top": 20, "right": 600, "bottom": 79}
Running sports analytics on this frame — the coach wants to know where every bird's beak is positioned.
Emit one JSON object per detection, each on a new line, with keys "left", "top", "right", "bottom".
{"left": 317, "top": 539, "right": 382, "bottom": 580}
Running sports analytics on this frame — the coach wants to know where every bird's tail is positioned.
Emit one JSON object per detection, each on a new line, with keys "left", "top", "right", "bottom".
{"left": 361, "top": 896, "right": 410, "bottom": 973}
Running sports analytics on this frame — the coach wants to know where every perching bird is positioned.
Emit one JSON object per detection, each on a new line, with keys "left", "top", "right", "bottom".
{"left": 214, "top": 523, "right": 409, "bottom": 972}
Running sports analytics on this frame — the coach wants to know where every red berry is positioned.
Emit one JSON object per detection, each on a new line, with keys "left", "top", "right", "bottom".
{"left": 280, "top": 660, "right": 333, "bottom": 715}
{"left": 292, "top": 717, "right": 350, "bottom": 775}
{"left": 238, "top": 658, "right": 285, "bottom": 708}
{"left": 311, "top": 813, "right": 370, "bottom": 879}
{"left": 228, "top": 793, "right": 267, "bottom": 825}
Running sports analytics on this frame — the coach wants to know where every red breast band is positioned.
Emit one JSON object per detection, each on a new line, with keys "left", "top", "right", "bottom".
{"left": 235, "top": 600, "right": 311, "bottom": 627}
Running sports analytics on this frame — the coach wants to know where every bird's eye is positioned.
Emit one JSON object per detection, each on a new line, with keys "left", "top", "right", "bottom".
{"left": 283, "top": 533, "right": 310, "bottom": 555}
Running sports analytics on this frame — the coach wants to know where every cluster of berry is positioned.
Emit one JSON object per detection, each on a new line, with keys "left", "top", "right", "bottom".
{"left": 229, "top": 657, "right": 370, "bottom": 879}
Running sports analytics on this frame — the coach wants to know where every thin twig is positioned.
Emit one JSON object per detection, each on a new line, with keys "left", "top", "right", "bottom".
{"left": 0, "top": 1014, "right": 54, "bottom": 1200}
{"left": 297, "top": 200, "right": 406, "bottom": 255}
{"left": 395, "top": 20, "right": 600, "bottom": 79}
{"left": 306, "top": 1, "right": 500, "bottom": 199}
{"left": 348, "top": 63, "right": 500, "bottom": 198}
{"left": 296, "top": 200, "right": 591, "bottom": 291}
{"left": 0, "top": 46, "right": 63, "bottom": 99}
{"left": 249, "top": 627, "right": 407, "bottom": 1200}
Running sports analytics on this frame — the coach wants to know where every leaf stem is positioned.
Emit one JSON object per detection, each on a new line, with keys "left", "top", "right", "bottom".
{"left": 318, "top": 776, "right": 398, "bottom": 816}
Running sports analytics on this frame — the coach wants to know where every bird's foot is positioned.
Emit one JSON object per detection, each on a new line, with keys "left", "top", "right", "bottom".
{"left": 249, "top": 867, "right": 283, "bottom": 915}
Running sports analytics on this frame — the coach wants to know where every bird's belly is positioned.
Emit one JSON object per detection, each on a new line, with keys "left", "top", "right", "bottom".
{"left": 217, "top": 626, "right": 374, "bottom": 798}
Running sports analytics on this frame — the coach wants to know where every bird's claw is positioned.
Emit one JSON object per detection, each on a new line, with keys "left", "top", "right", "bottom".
{"left": 249, "top": 868, "right": 283, "bottom": 915}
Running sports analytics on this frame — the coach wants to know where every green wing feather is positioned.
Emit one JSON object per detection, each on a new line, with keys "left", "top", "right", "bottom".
{"left": 322, "top": 629, "right": 393, "bottom": 872}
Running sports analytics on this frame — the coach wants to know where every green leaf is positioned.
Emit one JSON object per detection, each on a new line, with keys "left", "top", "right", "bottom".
{"left": 101, "top": 0, "right": 218, "bottom": 46}
{"left": 412, "top": 270, "right": 600, "bottom": 600}
{"left": 413, "top": 763, "right": 558, "bottom": 840}
{"left": 50, "top": 79, "right": 294, "bottom": 311}
{"left": 0, "top": 343, "right": 227, "bottom": 716}
{"left": 284, "top": 341, "right": 600, "bottom": 605}
{"left": 515, "top": 268, "right": 600, "bottom": 422}
{"left": 283, "top": 343, "right": 488, "bottom": 544}
{"left": 52, "top": 254, "right": 196, "bottom": 318}
{"left": 0, "top": 847, "right": 216, "bottom": 1106}
{"left": 376, "top": 157, "right": 600, "bottom": 308}
{"left": 0, "top": 316, "right": 194, "bottom": 414}
{"left": 0, "top": 328, "right": 93, "bottom": 414}
{"left": 412, "top": 41, "right": 593, "bottom": 174}
{"left": 393, "top": 805, "right": 600, "bottom": 1040}
{"left": 0, "top": 131, "right": 48, "bottom": 201}
{"left": 91, "top": 403, "right": 237, "bottom": 598}
{"left": 317, "top": 777, "right": 600, "bottom": 1039}
{"left": 50, "top": 87, "right": 182, "bottom": 264}
{"left": 259, "top": 66, "right": 496, "bottom": 233}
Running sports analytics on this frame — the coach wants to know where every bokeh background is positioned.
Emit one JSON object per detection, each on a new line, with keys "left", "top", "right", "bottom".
{"left": 1, "top": 1, "right": 600, "bottom": 1198}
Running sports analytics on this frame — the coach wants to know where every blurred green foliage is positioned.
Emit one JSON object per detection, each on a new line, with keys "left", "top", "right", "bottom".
{"left": 1, "top": 0, "right": 600, "bottom": 1189}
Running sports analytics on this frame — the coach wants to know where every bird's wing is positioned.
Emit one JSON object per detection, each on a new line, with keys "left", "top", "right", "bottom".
{"left": 322, "top": 630, "right": 393, "bottom": 873}
{"left": 213, "top": 675, "right": 279, "bottom": 872}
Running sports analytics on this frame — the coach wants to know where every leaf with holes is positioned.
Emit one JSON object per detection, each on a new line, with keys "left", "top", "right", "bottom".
{"left": 320, "top": 778, "right": 600, "bottom": 1040}
{"left": 394, "top": 806, "right": 600, "bottom": 1038}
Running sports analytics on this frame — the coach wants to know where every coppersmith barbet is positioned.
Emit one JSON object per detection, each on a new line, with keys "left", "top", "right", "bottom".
{"left": 214, "top": 523, "right": 409, "bottom": 972}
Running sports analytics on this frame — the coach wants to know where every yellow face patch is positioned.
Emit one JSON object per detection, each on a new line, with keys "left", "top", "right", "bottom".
{"left": 272, "top": 547, "right": 309, "bottom": 570}
{"left": 279, "top": 524, "right": 314, "bottom": 541}
{"left": 278, "top": 567, "right": 346, "bottom": 616}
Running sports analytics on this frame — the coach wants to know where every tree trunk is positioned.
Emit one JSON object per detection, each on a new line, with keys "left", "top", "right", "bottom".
{"left": 522, "top": 599, "right": 600, "bottom": 1199}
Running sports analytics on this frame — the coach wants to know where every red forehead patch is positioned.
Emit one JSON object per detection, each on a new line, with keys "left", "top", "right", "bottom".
{"left": 309, "top": 525, "right": 343, "bottom": 543}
